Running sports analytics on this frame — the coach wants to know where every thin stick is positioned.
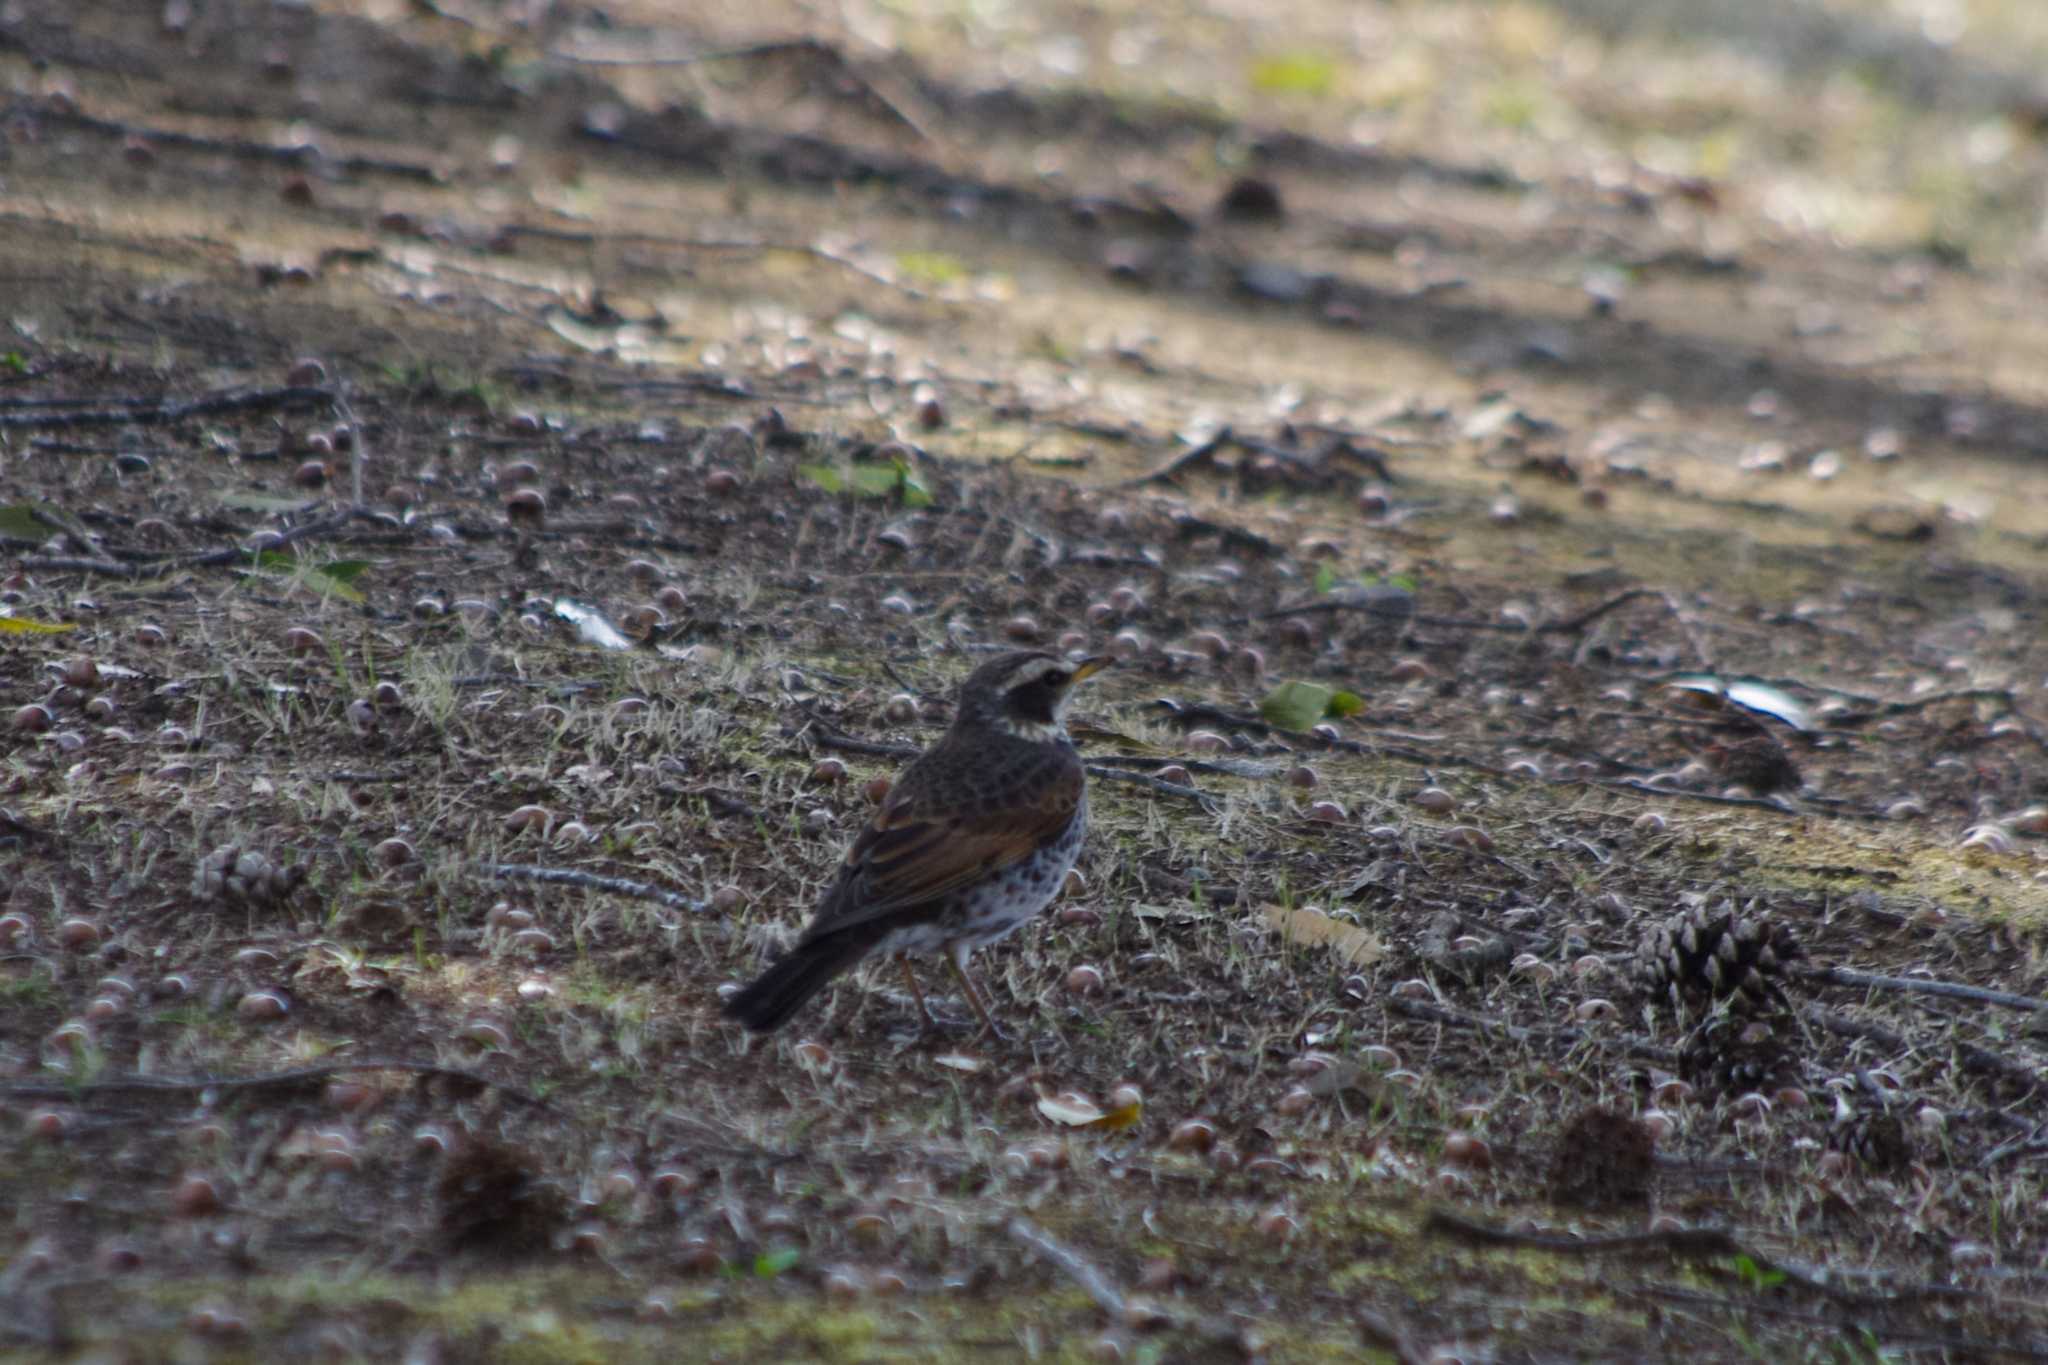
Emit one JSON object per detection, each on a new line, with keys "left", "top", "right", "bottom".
{"left": 486, "top": 863, "right": 711, "bottom": 915}
{"left": 0, "top": 1060, "right": 546, "bottom": 1108}
{"left": 1116, "top": 426, "right": 1234, "bottom": 488}
{"left": 1802, "top": 965, "right": 2047, "bottom": 1013}
{"left": 548, "top": 36, "right": 931, "bottom": 142}
{"left": 1423, "top": 1210, "right": 1949, "bottom": 1309}
{"left": 0, "top": 385, "right": 333, "bottom": 429}
{"left": 1389, "top": 996, "right": 1678, "bottom": 1065}
{"left": 1007, "top": 1216, "right": 1128, "bottom": 1319}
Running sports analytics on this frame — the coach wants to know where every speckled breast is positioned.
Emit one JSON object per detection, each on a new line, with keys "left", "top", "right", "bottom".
{"left": 883, "top": 795, "right": 1088, "bottom": 958}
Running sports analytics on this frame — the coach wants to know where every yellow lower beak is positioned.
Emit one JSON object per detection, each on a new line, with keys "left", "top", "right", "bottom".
{"left": 1069, "top": 656, "right": 1111, "bottom": 684}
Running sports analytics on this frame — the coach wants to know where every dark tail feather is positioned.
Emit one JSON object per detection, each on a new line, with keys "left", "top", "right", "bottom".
{"left": 722, "top": 931, "right": 879, "bottom": 1032}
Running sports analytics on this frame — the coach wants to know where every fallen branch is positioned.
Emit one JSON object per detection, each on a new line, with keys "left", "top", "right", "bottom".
{"left": 1117, "top": 425, "right": 1233, "bottom": 488}
{"left": 1629, "top": 1286, "right": 2031, "bottom": 1359}
{"left": 1803, "top": 1005, "right": 2039, "bottom": 1090}
{"left": 1861, "top": 686, "right": 2020, "bottom": 717}
{"left": 496, "top": 226, "right": 936, "bottom": 301}
{"left": 486, "top": 863, "right": 711, "bottom": 915}
{"left": 1353, "top": 1309, "right": 1428, "bottom": 1365}
{"left": 550, "top": 35, "right": 931, "bottom": 142}
{"left": 1423, "top": 1210, "right": 1948, "bottom": 1310}
{"left": 1083, "top": 765, "right": 1215, "bottom": 808}
{"left": 1802, "top": 964, "right": 2048, "bottom": 1013}
{"left": 0, "top": 385, "right": 333, "bottom": 429}
{"left": 0, "top": 1060, "right": 546, "bottom": 1108}
{"left": 1007, "top": 1216, "right": 1128, "bottom": 1320}
{"left": 1389, "top": 996, "right": 1678, "bottom": 1065}
{"left": 1533, "top": 587, "right": 1669, "bottom": 635}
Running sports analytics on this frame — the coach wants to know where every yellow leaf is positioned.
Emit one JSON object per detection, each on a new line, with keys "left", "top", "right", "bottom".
{"left": 0, "top": 615, "right": 76, "bottom": 635}
{"left": 1262, "top": 903, "right": 1384, "bottom": 968}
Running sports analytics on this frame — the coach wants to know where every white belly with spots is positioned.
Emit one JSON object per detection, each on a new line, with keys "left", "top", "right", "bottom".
{"left": 877, "top": 797, "right": 1087, "bottom": 959}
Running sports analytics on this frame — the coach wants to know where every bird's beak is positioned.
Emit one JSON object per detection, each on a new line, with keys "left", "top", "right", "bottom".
{"left": 1068, "top": 656, "right": 1111, "bottom": 684}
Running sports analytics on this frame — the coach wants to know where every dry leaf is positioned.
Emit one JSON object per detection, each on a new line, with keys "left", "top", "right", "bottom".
{"left": 1262, "top": 903, "right": 1385, "bottom": 968}
{"left": 1037, "top": 1092, "right": 1105, "bottom": 1127}
{"left": 931, "top": 1052, "right": 983, "bottom": 1074}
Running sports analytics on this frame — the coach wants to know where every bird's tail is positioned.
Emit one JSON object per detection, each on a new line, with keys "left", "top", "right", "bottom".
{"left": 721, "top": 928, "right": 883, "bottom": 1033}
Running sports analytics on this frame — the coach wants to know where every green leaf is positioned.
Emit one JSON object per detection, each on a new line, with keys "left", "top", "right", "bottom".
{"left": 1326, "top": 690, "right": 1364, "bottom": 718}
{"left": 848, "top": 464, "right": 902, "bottom": 497}
{"left": 753, "top": 1247, "right": 800, "bottom": 1278}
{"left": 246, "top": 548, "right": 367, "bottom": 603}
{"left": 894, "top": 250, "right": 966, "bottom": 285}
{"left": 300, "top": 565, "right": 367, "bottom": 603}
{"left": 0, "top": 503, "right": 56, "bottom": 544}
{"left": 1, "top": 352, "right": 27, "bottom": 374}
{"left": 0, "top": 614, "right": 76, "bottom": 635}
{"left": 315, "top": 559, "right": 371, "bottom": 585}
{"left": 898, "top": 468, "right": 934, "bottom": 508}
{"left": 1260, "top": 679, "right": 1337, "bottom": 731}
{"left": 797, "top": 463, "right": 844, "bottom": 494}
{"left": 1250, "top": 52, "right": 1337, "bottom": 96}
{"left": 1313, "top": 563, "right": 1337, "bottom": 595}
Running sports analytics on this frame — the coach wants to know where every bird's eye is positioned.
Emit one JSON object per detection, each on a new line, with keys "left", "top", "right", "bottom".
{"left": 1044, "top": 670, "right": 1070, "bottom": 687}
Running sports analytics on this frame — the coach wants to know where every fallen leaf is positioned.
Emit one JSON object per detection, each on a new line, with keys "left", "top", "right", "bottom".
{"left": 1260, "top": 679, "right": 1362, "bottom": 730}
{"left": 1262, "top": 903, "right": 1385, "bottom": 968}
{"left": 553, "top": 599, "right": 633, "bottom": 651}
{"left": 1037, "top": 1093, "right": 1105, "bottom": 1127}
{"left": 0, "top": 614, "right": 76, "bottom": 635}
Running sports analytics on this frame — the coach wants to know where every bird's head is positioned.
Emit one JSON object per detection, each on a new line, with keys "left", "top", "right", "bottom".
{"left": 955, "top": 650, "right": 1109, "bottom": 741}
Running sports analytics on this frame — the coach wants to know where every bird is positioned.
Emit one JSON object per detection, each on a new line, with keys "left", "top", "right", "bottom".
{"left": 722, "top": 650, "right": 1107, "bottom": 1036}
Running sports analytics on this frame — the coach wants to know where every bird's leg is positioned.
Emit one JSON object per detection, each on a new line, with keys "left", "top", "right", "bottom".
{"left": 898, "top": 955, "right": 937, "bottom": 1027}
{"left": 946, "top": 947, "right": 1007, "bottom": 1041}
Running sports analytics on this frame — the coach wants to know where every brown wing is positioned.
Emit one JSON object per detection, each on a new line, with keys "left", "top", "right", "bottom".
{"left": 798, "top": 738, "right": 1083, "bottom": 941}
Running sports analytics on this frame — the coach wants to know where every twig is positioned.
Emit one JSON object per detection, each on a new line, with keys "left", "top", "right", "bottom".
{"left": 1117, "top": 426, "right": 1234, "bottom": 488}
{"left": 495, "top": 227, "right": 936, "bottom": 301}
{"left": 1354, "top": 1309, "right": 1428, "bottom": 1365}
{"left": 486, "top": 863, "right": 711, "bottom": 915}
{"left": 550, "top": 35, "right": 932, "bottom": 142}
{"left": 41, "top": 107, "right": 443, "bottom": 183}
{"left": 0, "top": 1061, "right": 546, "bottom": 1108}
{"left": 1007, "top": 1216, "right": 1128, "bottom": 1320}
{"left": 1422, "top": 1210, "right": 1947, "bottom": 1309}
{"left": 1803, "top": 965, "right": 2048, "bottom": 1013}
{"left": 1533, "top": 587, "right": 1669, "bottom": 635}
{"left": 1628, "top": 1286, "right": 2040, "bottom": 1359}
{"left": 1861, "top": 686, "right": 2020, "bottom": 717}
{"left": 1083, "top": 765, "right": 1215, "bottom": 808}
{"left": 810, "top": 729, "right": 919, "bottom": 760}
{"left": 1389, "top": 996, "right": 1678, "bottom": 1064}
{"left": 0, "top": 385, "right": 333, "bottom": 429}
{"left": 1804, "top": 1006, "right": 2039, "bottom": 1090}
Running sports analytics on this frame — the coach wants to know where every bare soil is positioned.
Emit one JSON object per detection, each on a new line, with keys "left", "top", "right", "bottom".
{"left": 5, "top": 1, "right": 2048, "bottom": 1360}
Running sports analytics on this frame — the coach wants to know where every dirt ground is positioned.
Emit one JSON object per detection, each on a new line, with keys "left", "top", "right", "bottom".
{"left": 5, "top": 0, "right": 2048, "bottom": 1360}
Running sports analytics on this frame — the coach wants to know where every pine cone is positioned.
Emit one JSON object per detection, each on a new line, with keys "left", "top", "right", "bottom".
{"left": 1705, "top": 731, "right": 1801, "bottom": 796}
{"left": 1634, "top": 903, "right": 1802, "bottom": 1014}
{"left": 193, "top": 846, "right": 307, "bottom": 909}
{"left": 1549, "top": 1107, "right": 1655, "bottom": 1208}
{"left": 1678, "top": 1015, "right": 1798, "bottom": 1098}
{"left": 1827, "top": 1109, "right": 1913, "bottom": 1174}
